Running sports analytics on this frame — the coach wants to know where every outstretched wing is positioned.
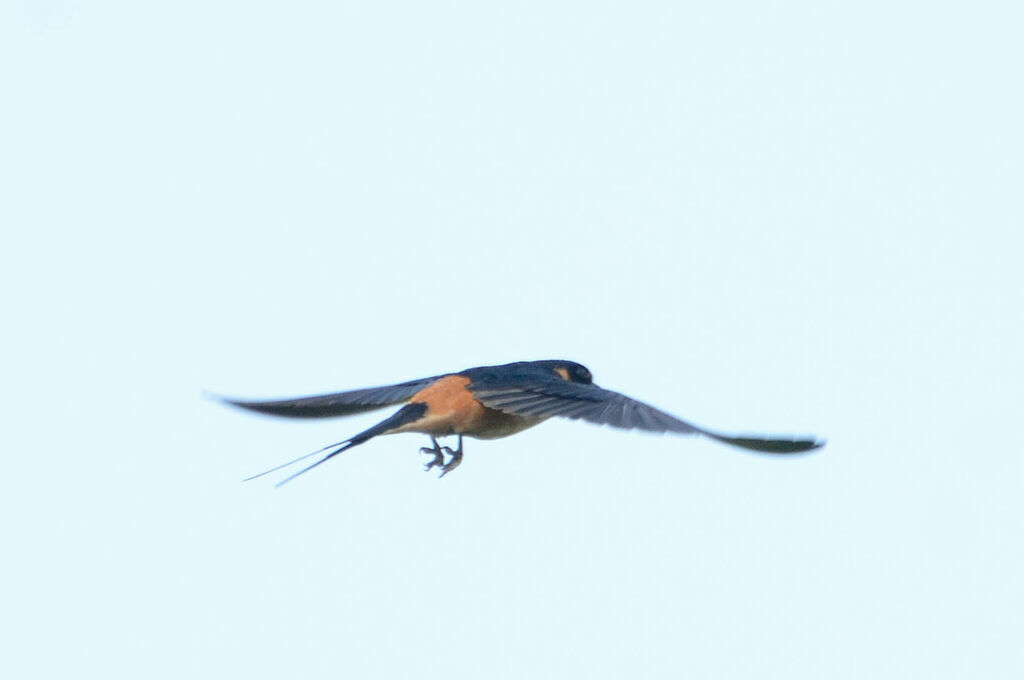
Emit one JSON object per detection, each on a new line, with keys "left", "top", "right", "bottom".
{"left": 214, "top": 375, "right": 443, "bottom": 419}
{"left": 469, "top": 378, "right": 823, "bottom": 454}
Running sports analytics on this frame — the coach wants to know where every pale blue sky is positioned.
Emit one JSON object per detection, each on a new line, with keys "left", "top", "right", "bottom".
{"left": 3, "top": 2, "right": 1021, "bottom": 678}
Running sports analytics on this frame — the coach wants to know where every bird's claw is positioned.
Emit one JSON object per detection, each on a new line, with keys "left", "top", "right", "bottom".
{"left": 420, "top": 436, "right": 463, "bottom": 478}
{"left": 419, "top": 445, "right": 444, "bottom": 472}
{"left": 438, "top": 446, "right": 462, "bottom": 478}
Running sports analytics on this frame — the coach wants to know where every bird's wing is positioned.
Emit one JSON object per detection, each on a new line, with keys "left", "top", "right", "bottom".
{"left": 469, "top": 378, "right": 823, "bottom": 453}
{"left": 214, "top": 375, "right": 443, "bottom": 418}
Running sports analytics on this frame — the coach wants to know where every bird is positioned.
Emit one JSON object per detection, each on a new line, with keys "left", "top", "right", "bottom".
{"left": 216, "top": 359, "right": 824, "bottom": 486}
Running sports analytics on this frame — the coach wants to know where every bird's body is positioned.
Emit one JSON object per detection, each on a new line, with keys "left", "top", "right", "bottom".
{"left": 217, "top": 359, "right": 824, "bottom": 485}
{"left": 393, "top": 374, "right": 543, "bottom": 440}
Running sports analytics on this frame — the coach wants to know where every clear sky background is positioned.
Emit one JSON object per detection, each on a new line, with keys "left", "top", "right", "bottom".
{"left": 3, "top": 1, "right": 1021, "bottom": 678}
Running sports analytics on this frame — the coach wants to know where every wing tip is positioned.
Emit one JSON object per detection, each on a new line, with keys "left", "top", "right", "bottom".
{"left": 205, "top": 391, "right": 306, "bottom": 418}
{"left": 204, "top": 390, "right": 258, "bottom": 411}
{"left": 780, "top": 437, "right": 827, "bottom": 454}
{"left": 204, "top": 390, "right": 257, "bottom": 411}
{"left": 708, "top": 433, "right": 827, "bottom": 455}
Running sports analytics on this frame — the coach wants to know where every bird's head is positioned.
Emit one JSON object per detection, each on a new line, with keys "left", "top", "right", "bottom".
{"left": 551, "top": 361, "right": 594, "bottom": 385}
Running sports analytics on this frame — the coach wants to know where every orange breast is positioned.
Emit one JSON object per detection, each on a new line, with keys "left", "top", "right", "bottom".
{"left": 397, "top": 375, "right": 542, "bottom": 439}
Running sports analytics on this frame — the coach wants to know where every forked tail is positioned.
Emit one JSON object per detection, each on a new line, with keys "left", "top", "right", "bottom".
{"left": 244, "top": 402, "right": 428, "bottom": 487}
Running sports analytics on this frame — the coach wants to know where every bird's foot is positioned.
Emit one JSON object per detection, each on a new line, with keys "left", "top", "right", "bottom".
{"left": 438, "top": 437, "right": 463, "bottom": 478}
{"left": 420, "top": 438, "right": 445, "bottom": 472}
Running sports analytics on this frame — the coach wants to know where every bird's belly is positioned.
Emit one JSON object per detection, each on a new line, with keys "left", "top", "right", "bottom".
{"left": 463, "top": 411, "right": 544, "bottom": 439}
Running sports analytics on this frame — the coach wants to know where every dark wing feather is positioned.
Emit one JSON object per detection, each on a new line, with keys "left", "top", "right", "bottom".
{"left": 470, "top": 379, "right": 823, "bottom": 454}
{"left": 213, "top": 375, "right": 442, "bottom": 419}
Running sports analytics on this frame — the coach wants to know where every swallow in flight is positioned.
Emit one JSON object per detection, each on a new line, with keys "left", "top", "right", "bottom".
{"left": 218, "top": 359, "right": 824, "bottom": 486}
